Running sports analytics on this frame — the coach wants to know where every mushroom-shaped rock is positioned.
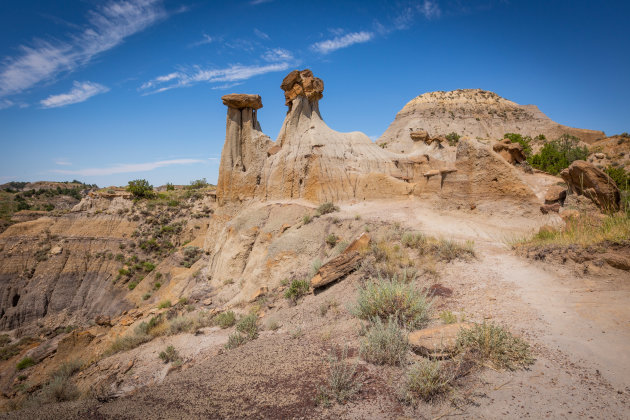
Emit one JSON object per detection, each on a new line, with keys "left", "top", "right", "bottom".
{"left": 410, "top": 130, "right": 429, "bottom": 142}
{"left": 221, "top": 94, "right": 263, "bottom": 110}
{"left": 493, "top": 138, "right": 526, "bottom": 164}
{"left": 280, "top": 69, "right": 324, "bottom": 105}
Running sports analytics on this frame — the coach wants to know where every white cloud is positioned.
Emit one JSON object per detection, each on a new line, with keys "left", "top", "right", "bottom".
{"left": 140, "top": 62, "right": 291, "bottom": 94}
{"left": 311, "top": 31, "right": 374, "bottom": 54}
{"left": 40, "top": 81, "right": 109, "bottom": 108}
{"left": 0, "top": 0, "right": 167, "bottom": 98}
{"left": 254, "top": 28, "right": 270, "bottom": 40}
{"left": 262, "top": 48, "right": 293, "bottom": 62}
{"left": 51, "top": 158, "right": 204, "bottom": 176}
{"left": 189, "top": 33, "right": 214, "bottom": 48}
{"left": 210, "top": 82, "right": 244, "bottom": 90}
{"left": 250, "top": 0, "right": 273, "bottom": 5}
{"left": 420, "top": 0, "right": 441, "bottom": 19}
{"left": 0, "top": 99, "right": 14, "bottom": 110}
{"left": 54, "top": 159, "right": 72, "bottom": 166}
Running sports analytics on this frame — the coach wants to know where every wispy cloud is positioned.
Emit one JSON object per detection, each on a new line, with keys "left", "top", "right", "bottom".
{"left": 51, "top": 158, "right": 204, "bottom": 176}
{"left": 262, "top": 48, "right": 293, "bottom": 62}
{"left": 0, "top": 0, "right": 167, "bottom": 98}
{"left": 0, "top": 99, "right": 14, "bottom": 110}
{"left": 140, "top": 62, "right": 291, "bottom": 94}
{"left": 250, "top": 0, "right": 273, "bottom": 5}
{"left": 40, "top": 81, "right": 109, "bottom": 108}
{"left": 189, "top": 33, "right": 214, "bottom": 48}
{"left": 211, "top": 82, "right": 244, "bottom": 90}
{"left": 419, "top": 0, "right": 441, "bottom": 19}
{"left": 254, "top": 28, "right": 270, "bottom": 40}
{"left": 311, "top": 31, "right": 374, "bottom": 54}
{"left": 54, "top": 159, "right": 72, "bottom": 166}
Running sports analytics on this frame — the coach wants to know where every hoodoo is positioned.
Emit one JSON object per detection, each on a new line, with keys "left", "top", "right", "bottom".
{"left": 216, "top": 69, "right": 539, "bottom": 210}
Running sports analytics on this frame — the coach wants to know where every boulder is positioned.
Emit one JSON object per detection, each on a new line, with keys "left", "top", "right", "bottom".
{"left": 560, "top": 161, "right": 620, "bottom": 211}
{"left": 49, "top": 246, "right": 63, "bottom": 256}
{"left": 95, "top": 315, "right": 112, "bottom": 327}
{"left": 280, "top": 69, "right": 324, "bottom": 106}
{"left": 409, "top": 130, "right": 429, "bottom": 142}
{"left": 408, "top": 323, "right": 472, "bottom": 358}
{"left": 540, "top": 203, "right": 560, "bottom": 214}
{"left": 221, "top": 94, "right": 262, "bottom": 110}
{"left": 594, "top": 152, "right": 605, "bottom": 159}
{"left": 493, "top": 138, "right": 526, "bottom": 164}
{"left": 544, "top": 185, "right": 567, "bottom": 204}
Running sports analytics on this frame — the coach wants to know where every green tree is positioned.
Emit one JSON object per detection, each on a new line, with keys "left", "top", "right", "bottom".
{"left": 528, "top": 134, "right": 588, "bottom": 175}
{"left": 504, "top": 133, "right": 533, "bottom": 157}
{"left": 126, "top": 179, "right": 154, "bottom": 198}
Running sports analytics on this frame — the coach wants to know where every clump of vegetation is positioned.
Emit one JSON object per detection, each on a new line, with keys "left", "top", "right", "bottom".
{"left": 317, "top": 347, "right": 363, "bottom": 406}
{"left": 439, "top": 310, "right": 458, "bottom": 324}
{"left": 456, "top": 322, "right": 534, "bottom": 370}
{"left": 604, "top": 166, "right": 629, "bottom": 191}
{"left": 159, "top": 345, "right": 180, "bottom": 363}
{"left": 166, "top": 182, "right": 175, "bottom": 191}
{"left": 187, "top": 178, "right": 209, "bottom": 190}
{"left": 0, "top": 337, "right": 36, "bottom": 361}
{"left": 157, "top": 300, "right": 172, "bottom": 309}
{"left": 126, "top": 179, "right": 155, "bottom": 198}
{"left": 236, "top": 314, "right": 259, "bottom": 339}
{"left": 284, "top": 279, "right": 310, "bottom": 303}
{"left": 29, "top": 359, "right": 82, "bottom": 405}
{"left": 316, "top": 202, "right": 339, "bottom": 216}
{"left": 16, "top": 357, "right": 36, "bottom": 370}
{"left": 353, "top": 276, "right": 432, "bottom": 329}
{"left": 504, "top": 133, "right": 533, "bottom": 156}
{"left": 518, "top": 212, "right": 630, "bottom": 247}
{"left": 181, "top": 246, "right": 202, "bottom": 268}
{"left": 400, "top": 359, "right": 454, "bottom": 403}
{"left": 105, "top": 330, "right": 151, "bottom": 355}
{"left": 402, "top": 232, "right": 475, "bottom": 262}
{"left": 445, "top": 132, "right": 460, "bottom": 146}
{"left": 359, "top": 317, "right": 409, "bottom": 365}
{"left": 528, "top": 134, "right": 588, "bottom": 175}
{"left": 215, "top": 311, "right": 236, "bottom": 328}
{"left": 225, "top": 332, "right": 248, "bottom": 349}
{"left": 302, "top": 214, "right": 312, "bottom": 224}
{"left": 325, "top": 234, "right": 338, "bottom": 247}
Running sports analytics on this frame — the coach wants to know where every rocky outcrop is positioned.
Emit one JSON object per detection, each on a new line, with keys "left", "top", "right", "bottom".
{"left": 221, "top": 94, "right": 262, "bottom": 110}
{"left": 560, "top": 161, "right": 620, "bottom": 211}
{"left": 378, "top": 89, "right": 605, "bottom": 153}
{"left": 215, "top": 70, "right": 539, "bottom": 208}
{"left": 408, "top": 322, "right": 472, "bottom": 358}
{"left": 493, "top": 138, "right": 526, "bottom": 164}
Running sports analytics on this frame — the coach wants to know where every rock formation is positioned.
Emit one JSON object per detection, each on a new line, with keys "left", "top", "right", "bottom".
{"left": 493, "top": 138, "right": 526, "bottom": 164}
{"left": 216, "top": 70, "right": 539, "bottom": 209}
{"left": 560, "top": 160, "right": 620, "bottom": 211}
{"left": 377, "top": 89, "right": 605, "bottom": 153}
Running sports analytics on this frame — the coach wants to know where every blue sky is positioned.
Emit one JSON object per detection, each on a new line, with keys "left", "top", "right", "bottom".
{"left": 0, "top": 0, "right": 628, "bottom": 187}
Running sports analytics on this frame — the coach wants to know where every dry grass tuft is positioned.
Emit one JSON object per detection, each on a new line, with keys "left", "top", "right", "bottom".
{"left": 317, "top": 347, "right": 363, "bottom": 406}
{"left": 359, "top": 317, "right": 409, "bottom": 366}
{"left": 400, "top": 359, "right": 454, "bottom": 403}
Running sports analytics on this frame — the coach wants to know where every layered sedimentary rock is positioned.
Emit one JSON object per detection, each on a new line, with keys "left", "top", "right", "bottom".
{"left": 377, "top": 89, "right": 605, "bottom": 153}
{"left": 560, "top": 160, "right": 620, "bottom": 211}
{"left": 216, "top": 70, "right": 539, "bottom": 207}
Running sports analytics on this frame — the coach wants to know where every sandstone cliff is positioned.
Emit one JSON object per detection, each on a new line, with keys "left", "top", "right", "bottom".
{"left": 377, "top": 89, "right": 605, "bottom": 153}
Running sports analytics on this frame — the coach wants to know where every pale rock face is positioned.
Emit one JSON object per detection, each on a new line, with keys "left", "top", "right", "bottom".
{"left": 377, "top": 89, "right": 605, "bottom": 153}
{"left": 216, "top": 70, "right": 539, "bottom": 209}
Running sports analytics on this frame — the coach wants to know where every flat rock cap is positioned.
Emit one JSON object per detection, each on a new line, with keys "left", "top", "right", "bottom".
{"left": 221, "top": 94, "right": 263, "bottom": 109}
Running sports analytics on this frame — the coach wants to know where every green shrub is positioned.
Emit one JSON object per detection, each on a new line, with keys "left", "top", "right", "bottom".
{"left": 604, "top": 166, "right": 629, "bottom": 191}
{"left": 157, "top": 300, "right": 171, "bottom": 309}
{"left": 316, "top": 202, "right": 339, "bottom": 215}
{"left": 528, "top": 134, "right": 588, "bottom": 175}
{"left": 439, "top": 310, "right": 457, "bottom": 324}
{"left": 142, "top": 261, "right": 155, "bottom": 272}
{"left": 445, "top": 132, "right": 460, "bottom": 146}
{"left": 302, "top": 214, "right": 312, "bottom": 224}
{"left": 353, "top": 276, "right": 432, "bottom": 329}
{"left": 188, "top": 178, "right": 209, "bottom": 189}
{"left": 325, "top": 234, "right": 338, "bottom": 246}
{"left": 284, "top": 279, "right": 310, "bottom": 303}
{"left": 504, "top": 133, "right": 533, "bottom": 156}
{"left": 166, "top": 182, "right": 175, "bottom": 191}
{"left": 456, "top": 322, "right": 534, "bottom": 370}
{"left": 128, "top": 281, "right": 138, "bottom": 290}
{"left": 126, "top": 179, "right": 154, "bottom": 198}
{"left": 359, "top": 317, "right": 408, "bottom": 365}
{"left": 216, "top": 311, "right": 236, "bottom": 328}
{"left": 236, "top": 314, "right": 259, "bottom": 339}
{"left": 159, "top": 345, "right": 180, "bottom": 363}
{"left": 401, "top": 359, "right": 453, "bottom": 403}
{"left": 317, "top": 347, "right": 362, "bottom": 406}
{"left": 16, "top": 357, "right": 36, "bottom": 370}
{"left": 225, "top": 332, "right": 248, "bottom": 349}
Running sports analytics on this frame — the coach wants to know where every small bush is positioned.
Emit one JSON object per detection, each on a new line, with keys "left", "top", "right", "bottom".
{"left": 159, "top": 345, "right": 180, "bottom": 363}
{"left": 142, "top": 261, "right": 155, "bottom": 272}
{"left": 456, "top": 322, "right": 534, "bottom": 370}
{"left": 284, "top": 279, "right": 310, "bottom": 303}
{"left": 401, "top": 359, "right": 453, "bottom": 403}
{"left": 188, "top": 178, "right": 209, "bottom": 190}
{"left": 604, "top": 166, "right": 629, "bottom": 191}
{"left": 225, "top": 332, "right": 248, "bottom": 349}
{"left": 128, "top": 281, "right": 138, "bottom": 290}
{"left": 215, "top": 311, "right": 236, "bottom": 328}
{"left": 302, "top": 214, "right": 312, "bottom": 224}
{"left": 359, "top": 317, "right": 408, "bottom": 365}
{"left": 353, "top": 276, "right": 432, "bottom": 329}
{"left": 236, "top": 314, "right": 259, "bottom": 339}
{"left": 504, "top": 133, "right": 533, "bottom": 156}
{"left": 432, "top": 238, "right": 475, "bottom": 262}
{"left": 126, "top": 179, "right": 154, "bottom": 198}
{"left": 16, "top": 357, "right": 36, "bottom": 370}
{"left": 142, "top": 293, "right": 151, "bottom": 300}
{"left": 439, "top": 310, "right": 457, "bottom": 324}
{"left": 401, "top": 232, "right": 426, "bottom": 248}
{"left": 166, "top": 182, "right": 175, "bottom": 191}
{"left": 316, "top": 202, "right": 339, "bottom": 215}
{"left": 317, "top": 347, "right": 362, "bottom": 406}
{"left": 168, "top": 316, "right": 194, "bottom": 334}
{"left": 105, "top": 332, "right": 151, "bottom": 355}
{"left": 445, "top": 132, "right": 460, "bottom": 146}
{"left": 157, "top": 300, "right": 172, "bottom": 309}
{"left": 528, "top": 134, "right": 588, "bottom": 175}
{"left": 325, "top": 234, "right": 338, "bottom": 247}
